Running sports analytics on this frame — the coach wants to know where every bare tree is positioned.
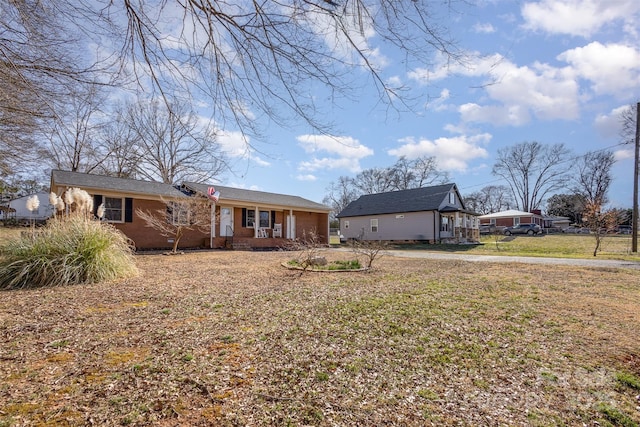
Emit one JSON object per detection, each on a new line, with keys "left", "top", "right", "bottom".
{"left": 325, "top": 155, "right": 450, "bottom": 216}
{"left": 0, "top": 1, "right": 105, "bottom": 179}
{"left": 125, "top": 99, "right": 228, "bottom": 184}
{"left": 573, "top": 150, "right": 617, "bottom": 256}
{"left": 492, "top": 141, "right": 571, "bottom": 212}
{"left": 388, "top": 156, "right": 450, "bottom": 190}
{"left": 349, "top": 239, "right": 387, "bottom": 269}
{"left": 2, "top": 1, "right": 462, "bottom": 153}
{"left": 136, "top": 198, "right": 213, "bottom": 254}
{"left": 45, "top": 86, "right": 107, "bottom": 173}
{"left": 114, "top": 1, "right": 461, "bottom": 135}
{"left": 353, "top": 168, "right": 395, "bottom": 195}
{"left": 93, "top": 103, "right": 142, "bottom": 179}
{"left": 323, "top": 176, "right": 359, "bottom": 220}
{"left": 464, "top": 185, "right": 514, "bottom": 215}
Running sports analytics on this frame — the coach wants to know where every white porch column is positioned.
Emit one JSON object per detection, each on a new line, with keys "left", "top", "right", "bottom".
{"left": 254, "top": 206, "right": 259, "bottom": 237}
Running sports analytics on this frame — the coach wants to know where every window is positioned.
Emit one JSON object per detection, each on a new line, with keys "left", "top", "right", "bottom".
{"left": 259, "top": 210, "right": 270, "bottom": 228}
{"left": 441, "top": 216, "right": 449, "bottom": 232}
{"left": 245, "top": 210, "right": 255, "bottom": 227}
{"left": 490, "top": 218, "right": 496, "bottom": 225}
{"left": 344, "top": 220, "right": 349, "bottom": 229}
{"left": 104, "top": 197, "right": 123, "bottom": 222}
{"left": 514, "top": 217, "right": 520, "bottom": 226}
{"left": 395, "top": 214, "right": 404, "bottom": 219}
{"left": 168, "top": 202, "right": 190, "bottom": 226}
{"left": 449, "top": 192, "right": 455, "bottom": 204}
{"left": 243, "top": 209, "right": 274, "bottom": 228}
{"left": 370, "top": 218, "right": 378, "bottom": 233}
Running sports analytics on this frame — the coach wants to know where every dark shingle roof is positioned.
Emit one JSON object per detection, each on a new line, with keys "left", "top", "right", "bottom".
{"left": 183, "top": 182, "right": 330, "bottom": 211}
{"left": 51, "top": 170, "right": 330, "bottom": 211}
{"left": 51, "top": 170, "right": 187, "bottom": 198}
{"left": 336, "top": 184, "right": 455, "bottom": 218}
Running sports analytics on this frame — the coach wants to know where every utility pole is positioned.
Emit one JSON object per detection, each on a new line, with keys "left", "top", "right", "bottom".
{"left": 633, "top": 102, "right": 639, "bottom": 252}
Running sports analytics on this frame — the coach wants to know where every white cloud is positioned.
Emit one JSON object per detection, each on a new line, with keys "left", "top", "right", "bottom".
{"left": 409, "top": 41, "right": 640, "bottom": 131}
{"left": 296, "top": 134, "right": 374, "bottom": 173}
{"left": 614, "top": 148, "right": 634, "bottom": 161}
{"left": 521, "top": 0, "right": 640, "bottom": 38}
{"left": 217, "top": 130, "right": 271, "bottom": 167}
{"left": 459, "top": 103, "right": 531, "bottom": 126}
{"left": 387, "top": 134, "right": 491, "bottom": 172}
{"left": 473, "top": 22, "right": 496, "bottom": 34}
{"left": 558, "top": 42, "right": 640, "bottom": 98}
{"left": 408, "top": 52, "right": 504, "bottom": 82}
{"left": 296, "top": 174, "right": 317, "bottom": 182}
{"left": 594, "top": 105, "right": 631, "bottom": 139}
{"left": 410, "top": 51, "right": 580, "bottom": 126}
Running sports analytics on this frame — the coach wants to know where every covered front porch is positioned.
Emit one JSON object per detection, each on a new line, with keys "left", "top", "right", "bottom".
{"left": 439, "top": 207, "right": 480, "bottom": 243}
{"left": 207, "top": 204, "right": 329, "bottom": 250}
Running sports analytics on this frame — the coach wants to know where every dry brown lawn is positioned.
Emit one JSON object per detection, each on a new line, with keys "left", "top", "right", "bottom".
{"left": 1, "top": 250, "right": 639, "bottom": 426}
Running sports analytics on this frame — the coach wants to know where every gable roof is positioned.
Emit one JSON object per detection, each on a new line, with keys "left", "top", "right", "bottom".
{"left": 479, "top": 209, "right": 541, "bottom": 219}
{"left": 51, "top": 170, "right": 188, "bottom": 199}
{"left": 337, "top": 184, "right": 458, "bottom": 218}
{"left": 183, "top": 182, "right": 330, "bottom": 212}
{"left": 50, "top": 170, "right": 330, "bottom": 212}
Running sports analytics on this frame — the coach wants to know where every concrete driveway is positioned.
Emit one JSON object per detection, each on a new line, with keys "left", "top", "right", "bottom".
{"left": 332, "top": 248, "right": 640, "bottom": 270}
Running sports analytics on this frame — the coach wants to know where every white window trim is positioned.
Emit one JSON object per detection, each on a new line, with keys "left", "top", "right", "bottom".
{"left": 371, "top": 218, "right": 378, "bottom": 233}
{"left": 104, "top": 197, "right": 124, "bottom": 223}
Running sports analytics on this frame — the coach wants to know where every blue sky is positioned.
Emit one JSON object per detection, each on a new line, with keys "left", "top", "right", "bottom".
{"left": 210, "top": 0, "right": 640, "bottom": 209}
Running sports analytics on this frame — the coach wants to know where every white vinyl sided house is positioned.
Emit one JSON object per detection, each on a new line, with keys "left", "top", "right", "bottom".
{"left": 336, "top": 183, "right": 480, "bottom": 244}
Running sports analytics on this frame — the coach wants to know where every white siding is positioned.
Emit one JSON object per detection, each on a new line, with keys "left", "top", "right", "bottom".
{"left": 340, "top": 211, "right": 437, "bottom": 241}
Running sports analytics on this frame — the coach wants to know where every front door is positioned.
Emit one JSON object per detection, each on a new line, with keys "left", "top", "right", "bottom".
{"left": 286, "top": 214, "right": 296, "bottom": 239}
{"left": 440, "top": 215, "right": 452, "bottom": 238}
{"left": 220, "top": 207, "right": 233, "bottom": 236}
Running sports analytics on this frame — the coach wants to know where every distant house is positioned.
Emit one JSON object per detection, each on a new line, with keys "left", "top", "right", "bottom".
{"left": 479, "top": 209, "right": 545, "bottom": 228}
{"left": 336, "top": 184, "right": 480, "bottom": 244}
{"left": 50, "top": 170, "right": 331, "bottom": 250}
{"left": 1, "top": 192, "right": 54, "bottom": 223}
{"left": 544, "top": 215, "right": 571, "bottom": 230}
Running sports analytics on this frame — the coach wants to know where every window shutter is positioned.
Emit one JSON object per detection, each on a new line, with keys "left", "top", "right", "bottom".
{"left": 125, "top": 198, "right": 133, "bottom": 223}
{"left": 93, "top": 195, "right": 103, "bottom": 216}
{"left": 271, "top": 211, "right": 276, "bottom": 228}
{"left": 242, "top": 208, "right": 246, "bottom": 227}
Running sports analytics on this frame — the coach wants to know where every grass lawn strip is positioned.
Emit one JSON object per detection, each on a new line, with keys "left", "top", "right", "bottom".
{"left": 0, "top": 251, "right": 639, "bottom": 425}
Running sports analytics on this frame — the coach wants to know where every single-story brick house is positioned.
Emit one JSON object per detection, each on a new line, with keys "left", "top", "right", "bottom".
{"left": 336, "top": 183, "right": 480, "bottom": 243}
{"left": 50, "top": 170, "right": 331, "bottom": 250}
{"left": 479, "top": 209, "right": 545, "bottom": 228}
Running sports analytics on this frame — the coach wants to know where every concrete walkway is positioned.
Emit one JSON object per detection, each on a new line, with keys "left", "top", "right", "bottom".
{"left": 331, "top": 248, "right": 640, "bottom": 270}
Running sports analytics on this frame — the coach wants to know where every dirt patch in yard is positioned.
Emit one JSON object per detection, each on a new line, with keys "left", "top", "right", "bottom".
{"left": 1, "top": 250, "right": 639, "bottom": 426}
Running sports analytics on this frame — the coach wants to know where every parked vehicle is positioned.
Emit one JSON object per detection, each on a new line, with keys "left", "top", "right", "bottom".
{"left": 562, "top": 226, "right": 590, "bottom": 234}
{"left": 616, "top": 225, "right": 633, "bottom": 234}
{"left": 503, "top": 223, "right": 542, "bottom": 236}
{"left": 479, "top": 224, "right": 497, "bottom": 235}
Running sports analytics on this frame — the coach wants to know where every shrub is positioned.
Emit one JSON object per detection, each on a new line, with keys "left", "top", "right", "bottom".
{"left": 0, "top": 215, "right": 138, "bottom": 290}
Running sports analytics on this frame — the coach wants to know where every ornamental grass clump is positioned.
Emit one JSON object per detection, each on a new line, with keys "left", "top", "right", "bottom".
{"left": 0, "top": 212, "right": 138, "bottom": 290}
